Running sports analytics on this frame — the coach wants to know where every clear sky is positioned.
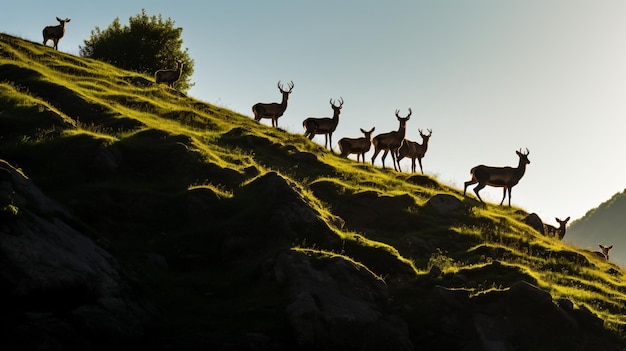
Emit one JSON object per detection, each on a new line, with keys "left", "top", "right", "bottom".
{"left": 4, "top": 1, "right": 626, "bottom": 233}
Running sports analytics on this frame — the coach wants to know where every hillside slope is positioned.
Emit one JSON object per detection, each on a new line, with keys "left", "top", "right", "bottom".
{"left": 1, "top": 33, "right": 626, "bottom": 350}
{"left": 568, "top": 189, "right": 626, "bottom": 265}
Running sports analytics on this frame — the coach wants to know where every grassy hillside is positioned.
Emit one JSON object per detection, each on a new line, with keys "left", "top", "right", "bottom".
{"left": 2, "top": 33, "right": 626, "bottom": 348}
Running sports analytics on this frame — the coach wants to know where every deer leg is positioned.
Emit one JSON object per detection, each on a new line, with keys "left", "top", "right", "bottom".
{"left": 381, "top": 150, "right": 389, "bottom": 169}
{"left": 371, "top": 148, "right": 381, "bottom": 166}
{"left": 506, "top": 187, "right": 512, "bottom": 206}
{"left": 464, "top": 178, "right": 477, "bottom": 196}
{"left": 393, "top": 151, "right": 400, "bottom": 171}
{"left": 473, "top": 183, "right": 486, "bottom": 203}
{"left": 499, "top": 187, "right": 508, "bottom": 206}
{"left": 418, "top": 158, "right": 424, "bottom": 174}
{"left": 328, "top": 133, "right": 333, "bottom": 152}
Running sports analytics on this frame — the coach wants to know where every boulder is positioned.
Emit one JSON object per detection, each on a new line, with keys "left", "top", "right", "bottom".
{"left": 426, "top": 193, "right": 466, "bottom": 216}
{"left": 0, "top": 160, "right": 158, "bottom": 350}
{"left": 273, "top": 250, "right": 413, "bottom": 351}
{"left": 524, "top": 213, "right": 545, "bottom": 235}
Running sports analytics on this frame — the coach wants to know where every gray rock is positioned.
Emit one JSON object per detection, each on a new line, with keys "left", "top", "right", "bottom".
{"left": 426, "top": 193, "right": 466, "bottom": 216}
{"left": 273, "top": 250, "right": 413, "bottom": 351}
{"left": 523, "top": 213, "right": 545, "bottom": 235}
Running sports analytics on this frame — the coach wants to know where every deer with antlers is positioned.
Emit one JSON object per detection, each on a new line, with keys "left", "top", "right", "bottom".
{"left": 338, "top": 127, "right": 375, "bottom": 162}
{"left": 397, "top": 128, "right": 432, "bottom": 174}
{"left": 252, "top": 81, "right": 294, "bottom": 128}
{"left": 544, "top": 217, "right": 570, "bottom": 240}
{"left": 463, "top": 148, "right": 530, "bottom": 206}
{"left": 371, "top": 108, "right": 411, "bottom": 171}
{"left": 42, "top": 17, "right": 71, "bottom": 50}
{"left": 303, "top": 97, "right": 344, "bottom": 151}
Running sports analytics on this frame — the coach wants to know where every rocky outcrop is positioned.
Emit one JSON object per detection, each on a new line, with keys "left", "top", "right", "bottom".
{"left": 0, "top": 160, "right": 158, "bottom": 350}
{"left": 272, "top": 250, "right": 413, "bottom": 351}
{"left": 418, "top": 280, "right": 623, "bottom": 350}
{"left": 524, "top": 212, "right": 545, "bottom": 235}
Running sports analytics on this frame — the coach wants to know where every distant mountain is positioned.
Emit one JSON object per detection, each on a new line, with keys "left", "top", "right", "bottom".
{"left": 567, "top": 189, "right": 626, "bottom": 264}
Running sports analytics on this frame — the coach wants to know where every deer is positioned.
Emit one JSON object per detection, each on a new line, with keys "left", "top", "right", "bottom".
{"left": 338, "top": 127, "right": 375, "bottom": 162}
{"left": 397, "top": 128, "right": 432, "bottom": 174}
{"left": 591, "top": 244, "right": 613, "bottom": 261}
{"left": 252, "top": 81, "right": 294, "bottom": 128}
{"left": 543, "top": 216, "right": 570, "bottom": 240}
{"left": 303, "top": 97, "right": 344, "bottom": 151}
{"left": 371, "top": 108, "right": 412, "bottom": 171}
{"left": 42, "top": 17, "right": 71, "bottom": 50}
{"left": 155, "top": 60, "right": 184, "bottom": 88}
{"left": 463, "top": 148, "right": 530, "bottom": 206}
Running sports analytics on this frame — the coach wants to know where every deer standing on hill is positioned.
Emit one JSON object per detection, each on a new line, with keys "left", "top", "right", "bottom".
{"left": 591, "top": 244, "right": 613, "bottom": 261}
{"left": 155, "top": 60, "right": 184, "bottom": 88}
{"left": 252, "top": 81, "right": 294, "bottom": 128}
{"left": 544, "top": 217, "right": 570, "bottom": 240}
{"left": 303, "top": 97, "right": 344, "bottom": 151}
{"left": 338, "top": 127, "right": 375, "bottom": 162}
{"left": 371, "top": 108, "right": 412, "bottom": 171}
{"left": 397, "top": 128, "right": 432, "bottom": 174}
{"left": 42, "top": 17, "right": 71, "bottom": 50}
{"left": 463, "top": 148, "right": 530, "bottom": 206}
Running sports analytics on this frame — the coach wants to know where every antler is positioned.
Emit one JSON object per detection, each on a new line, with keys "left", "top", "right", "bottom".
{"left": 519, "top": 148, "right": 530, "bottom": 156}
{"left": 278, "top": 80, "right": 295, "bottom": 93}
{"left": 395, "top": 108, "right": 412, "bottom": 119}
{"left": 419, "top": 129, "right": 432, "bottom": 137}
{"left": 330, "top": 97, "right": 344, "bottom": 108}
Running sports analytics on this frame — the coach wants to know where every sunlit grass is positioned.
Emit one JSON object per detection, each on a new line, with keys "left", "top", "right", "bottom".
{"left": 2, "top": 32, "right": 626, "bottom": 341}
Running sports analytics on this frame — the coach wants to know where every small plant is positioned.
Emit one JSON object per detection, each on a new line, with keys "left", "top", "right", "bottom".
{"left": 1, "top": 193, "right": 19, "bottom": 218}
{"left": 428, "top": 248, "right": 457, "bottom": 271}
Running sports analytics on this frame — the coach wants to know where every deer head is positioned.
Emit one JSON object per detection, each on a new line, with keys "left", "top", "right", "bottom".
{"left": 330, "top": 97, "right": 344, "bottom": 113}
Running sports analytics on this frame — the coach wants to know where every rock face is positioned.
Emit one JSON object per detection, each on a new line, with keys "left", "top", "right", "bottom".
{"left": 272, "top": 250, "right": 413, "bottom": 351}
{"left": 419, "top": 280, "right": 623, "bottom": 351}
{"left": 0, "top": 160, "right": 158, "bottom": 350}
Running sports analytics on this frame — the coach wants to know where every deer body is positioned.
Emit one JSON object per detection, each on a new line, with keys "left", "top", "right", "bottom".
{"left": 303, "top": 97, "right": 344, "bottom": 151}
{"left": 591, "top": 244, "right": 613, "bottom": 261}
{"left": 463, "top": 149, "right": 530, "bottom": 206}
{"left": 43, "top": 17, "right": 70, "bottom": 50}
{"left": 371, "top": 108, "right": 412, "bottom": 171}
{"left": 544, "top": 217, "right": 570, "bottom": 240}
{"left": 397, "top": 129, "right": 432, "bottom": 174}
{"left": 252, "top": 81, "right": 294, "bottom": 128}
{"left": 338, "top": 127, "right": 375, "bottom": 162}
{"left": 155, "top": 60, "right": 184, "bottom": 88}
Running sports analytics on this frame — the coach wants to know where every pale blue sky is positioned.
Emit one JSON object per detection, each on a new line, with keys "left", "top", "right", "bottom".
{"left": 4, "top": 1, "right": 626, "bottom": 247}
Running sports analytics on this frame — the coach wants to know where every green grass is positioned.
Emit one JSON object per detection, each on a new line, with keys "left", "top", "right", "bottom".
{"left": 2, "top": 32, "right": 626, "bottom": 344}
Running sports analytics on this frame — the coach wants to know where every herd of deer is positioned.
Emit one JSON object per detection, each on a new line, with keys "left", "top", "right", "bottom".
{"left": 40, "top": 18, "right": 613, "bottom": 262}
{"left": 249, "top": 81, "right": 614, "bottom": 261}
